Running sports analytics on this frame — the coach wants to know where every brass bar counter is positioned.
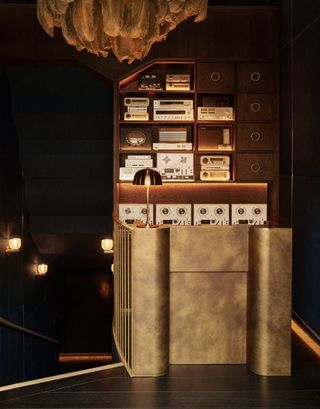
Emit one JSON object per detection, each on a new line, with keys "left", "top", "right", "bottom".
{"left": 113, "top": 223, "right": 292, "bottom": 377}
{"left": 247, "top": 227, "right": 292, "bottom": 376}
{"left": 169, "top": 226, "right": 249, "bottom": 364}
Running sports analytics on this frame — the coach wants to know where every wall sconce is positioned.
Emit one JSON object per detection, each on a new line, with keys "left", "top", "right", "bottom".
{"left": 101, "top": 239, "right": 113, "bottom": 254}
{"left": 5, "top": 237, "right": 22, "bottom": 253}
{"left": 36, "top": 264, "right": 48, "bottom": 276}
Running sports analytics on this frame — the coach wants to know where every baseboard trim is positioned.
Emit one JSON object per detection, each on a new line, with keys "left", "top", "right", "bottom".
{"left": 292, "top": 319, "right": 320, "bottom": 357}
{"left": 292, "top": 311, "right": 320, "bottom": 344}
{"left": 0, "top": 362, "right": 124, "bottom": 392}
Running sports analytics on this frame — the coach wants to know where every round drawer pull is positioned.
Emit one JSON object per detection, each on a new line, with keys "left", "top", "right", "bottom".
{"left": 250, "top": 102, "right": 261, "bottom": 112}
{"left": 250, "top": 131, "right": 261, "bottom": 142}
{"left": 250, "top": 162, "right": 261, "bottom": 173}
{"left": 251, "top": 71, "right": 261, "bottom": 82}
{"left": 210, "top": 72, "right": 221, "bottom": 82}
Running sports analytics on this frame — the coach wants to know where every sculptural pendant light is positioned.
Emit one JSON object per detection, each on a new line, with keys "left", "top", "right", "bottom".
{"left": 37, "top": 0, "right": 208, "bottom": 63}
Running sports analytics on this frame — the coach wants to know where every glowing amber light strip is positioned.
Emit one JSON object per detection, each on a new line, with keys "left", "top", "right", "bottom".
{"left": 292, "top": 319, "right": 320, "bottom": 357}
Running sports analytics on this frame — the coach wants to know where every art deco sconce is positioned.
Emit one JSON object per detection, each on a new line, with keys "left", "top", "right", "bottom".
{"left": 101, "top": 239, "right": 113, "bottom": 254}
{"left": 5, "top": 237, "right": 22, "bottom": 253}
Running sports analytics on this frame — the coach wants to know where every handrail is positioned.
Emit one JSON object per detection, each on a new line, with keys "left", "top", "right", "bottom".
{"left": 0, "top": 316, "right": 58, "bottom": 344}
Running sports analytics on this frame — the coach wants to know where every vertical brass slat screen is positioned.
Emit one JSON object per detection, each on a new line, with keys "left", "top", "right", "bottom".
{"left": 113, "top": 220, "right": 132, "bottom": 375}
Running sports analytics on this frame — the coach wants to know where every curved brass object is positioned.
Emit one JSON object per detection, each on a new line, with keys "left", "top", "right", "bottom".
{"left": 247, "top": 227, "right": 292, "bottom": 376}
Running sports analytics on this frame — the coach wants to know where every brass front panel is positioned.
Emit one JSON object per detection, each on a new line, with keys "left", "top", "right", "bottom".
{"left": 131, "top": 227, "right": 170, "bottom": 376}
{"left": 170, "top": 226, "right": 248, "bottom": 272}
{"left": 170, "top": 272, "right": 247, "bottom": 364}
{"left": 247, "top": 227, "right": 292, "bottom": 376}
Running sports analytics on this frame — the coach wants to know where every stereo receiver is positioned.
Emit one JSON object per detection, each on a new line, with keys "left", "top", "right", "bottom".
{"left": 198, "top": 107, "right": 234, "bottom": 121}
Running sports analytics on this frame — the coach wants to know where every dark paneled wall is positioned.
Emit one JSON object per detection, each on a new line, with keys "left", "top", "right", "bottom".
{"left": 281, "top": 1, "right": 320, "bottom": 337}
{"left": 0, "top": 68, "right": 57, "bottom": 386}
{"left": 6, "top": 64, "right": 114, "bottom": 354}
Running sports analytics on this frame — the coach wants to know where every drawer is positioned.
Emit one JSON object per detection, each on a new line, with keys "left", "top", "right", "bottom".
{"left": 236, "top": 154, "right": 274, "bottom": 181}
{"left": 237, "top": 123, "right": 274, "bottom": 151}
{"left": 237, "top": 94, "right": 275, "bottom": 121}
{"left": 237, "top": 63, "right": 274, "bottom": 92}
{"left": 197, "top": 63, "right": 234, "bottom": 91}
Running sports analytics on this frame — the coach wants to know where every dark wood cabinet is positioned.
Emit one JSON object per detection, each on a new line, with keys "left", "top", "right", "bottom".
{"left": 237, "top": 63, "right": 274, "bottom": 92}
{"left": 236, "top": 153, "right": 274, "bottom": 181}
{"left": 196, "top": 63, "right": 235, "bottom": 92}
{"left": 237, "top": 123, "right": 275, "bottom": 151}
{"left": 237, "top": 94, "right": 275, "bottom": 121}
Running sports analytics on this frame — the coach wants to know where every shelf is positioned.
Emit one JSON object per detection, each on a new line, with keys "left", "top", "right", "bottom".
{"left": 119, "top": 89, "right": 195, "bottom": 94}
{"left": 196, "top": 151, "right": 235, "bottom": 154}
{"left": 119, "top": 120, "right": 195, "bottom": 125}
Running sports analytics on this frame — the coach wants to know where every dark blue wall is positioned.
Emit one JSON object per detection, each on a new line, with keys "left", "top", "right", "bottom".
{"left": 281, "top": 0, "right": 320, "bottom": 338}
{"left": 5, "top": 64, "right": 114, "bottom": 357}
{"left": 0, "top": 67, "right": 57, "bottom": 386}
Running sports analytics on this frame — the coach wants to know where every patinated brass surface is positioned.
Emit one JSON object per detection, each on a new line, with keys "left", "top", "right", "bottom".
{"left": 170, "top": 272, "right": 247, "bottom": 364}
{"left": 170, "top": 226, "right": 249, "bottom": 272}
{"left": 131, "top": 227, "right": 170, "bottom": 376}
{"left": 247, "top": 227, "right": 292, "bottom": 376}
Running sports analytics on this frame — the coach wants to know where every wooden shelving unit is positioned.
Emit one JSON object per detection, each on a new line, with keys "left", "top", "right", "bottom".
{"left": 114, "top": 59, "right": 278, "bottom": 224}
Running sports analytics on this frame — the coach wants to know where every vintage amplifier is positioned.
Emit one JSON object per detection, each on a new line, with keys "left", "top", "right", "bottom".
{"left": 202, "top": 96, "right": 231, "bottom": 107}
{"left": 193, "top": 204, "right": 230, "bottom": 225}
{"left": 166, "top": 83, "right": 190, "bottom": 91}
{"left": 166, "top": 74, "right": 191, "bottom": 83}
{"left": 153, "top": 100, "right": 193, "bottom": 109}
{"left": 159, "top": 127, "right": 188, "bottom": 142}
{"left": 124, "top": 97, "right": 149, "bottom": 107}
{"left": 125, "top": 158, "right": 153, "bottom": 167}
{"left": 119, "top": 204, "right": 154, "bottom": 224}
{"left": 119, "top": 167, "right": 145, "bottom": 181}
{"left": 138, "top": 74, "right": 162, "bottom": 90}
{"left": 153, "top": 142, "right": 192, "bottom": 150}
{"left": 156, "top": 204, "right": 192, "bottom": 225}
{"left": 200, "top": 170, "right": 230, "bottom": 181}
{"left": 154, "top": 109, "right": 194, "bottom": 121}
{"left": 124, "top": 112, "right": 149, "bottom": 121}
{"left": 198, "top": 126, "right": 232, "bottom": 151}
{"left": 231, "top": 204, "right": 267, "bottom": 225}
{"left": 120, "top": 128, "right": 152, "bottom": 150}
{"left": 127, "top": 106, "right": 148, "bottom": 113}
{"left": 198, "top": 107, "right": 234, "bottom": 121}
{"left": 157, "top": 153, "right": 194, "bottom": 180}
{"left": 200, "top": 155, "right": 230, "bottom": 169}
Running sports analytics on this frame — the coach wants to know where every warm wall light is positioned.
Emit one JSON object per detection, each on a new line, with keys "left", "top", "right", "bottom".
{"left": 101, "top": 239, "right": 113, "bottom": 253}
{"left": 36, "top": 264, "right": 48, "bottom": 276}
{"left": 5, "top": 237, "right": 22, "bottom": 253}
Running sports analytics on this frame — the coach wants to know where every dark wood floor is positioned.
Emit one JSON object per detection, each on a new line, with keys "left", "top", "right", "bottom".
{"left": 0, "top": 333, "right": 320, "bottom": 408}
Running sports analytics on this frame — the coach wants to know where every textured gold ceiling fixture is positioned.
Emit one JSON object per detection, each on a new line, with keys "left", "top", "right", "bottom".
{"left": 37, "top": 0, "right": 208, "bottom": 63}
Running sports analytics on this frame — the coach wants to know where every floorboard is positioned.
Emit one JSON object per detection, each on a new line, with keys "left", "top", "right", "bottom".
{"left": 0, "top": 332, "right": 319, "bottom": 408}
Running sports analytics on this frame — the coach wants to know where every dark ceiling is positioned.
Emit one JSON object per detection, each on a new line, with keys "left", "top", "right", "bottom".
{"left": 1, "top": 0, "right": 280, "bottom": 4}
